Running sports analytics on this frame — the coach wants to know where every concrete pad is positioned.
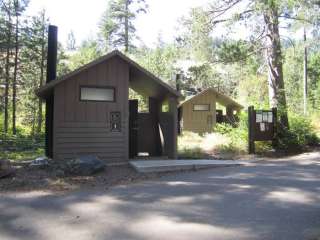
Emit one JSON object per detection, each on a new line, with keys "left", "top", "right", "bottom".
{"left": 129, "top": 159, "right": 245, "bottom": 173}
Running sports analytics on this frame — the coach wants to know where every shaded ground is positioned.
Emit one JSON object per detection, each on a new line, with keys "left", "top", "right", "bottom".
{"left": 1, "top": 150, "right": 320, "bottom": 240}
{"left": 0, "top": 163, "right": 172, "bottom": 192}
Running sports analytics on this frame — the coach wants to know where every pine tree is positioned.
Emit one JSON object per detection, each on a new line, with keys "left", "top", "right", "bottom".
{"left": 20, "top": 9, "right": 48, "bottom": 135}
{"left": 11, "top": 0, "right": 29, "bottom": 135}
{"left": 208, "top": 0, "right": 320, "bottom": 128}
{"left": 1, "top": 0, "right": 14, "bottom": 134}
{"left": 99, "top": 0, "right": 147, "bottom": 53}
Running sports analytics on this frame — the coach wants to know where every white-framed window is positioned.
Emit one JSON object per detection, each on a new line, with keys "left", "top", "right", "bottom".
{"left": 193, "top": 104, "right": 210, "bottom": 111}
{"left": 80, "top": 86, "right": 115, "bottom": 102}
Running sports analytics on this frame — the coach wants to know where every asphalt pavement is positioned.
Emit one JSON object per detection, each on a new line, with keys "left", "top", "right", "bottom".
{"left": 1, "top": 151, "right": 320, "bottom": 240}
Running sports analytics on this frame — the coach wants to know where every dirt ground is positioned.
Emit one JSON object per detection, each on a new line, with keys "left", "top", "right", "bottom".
{"left": 0, "top": 161, "right": 173, "bottom": 193}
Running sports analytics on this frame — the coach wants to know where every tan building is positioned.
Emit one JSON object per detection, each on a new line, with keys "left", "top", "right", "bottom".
{"left": 178, "top": 88, "right": 243, "bottom": 133}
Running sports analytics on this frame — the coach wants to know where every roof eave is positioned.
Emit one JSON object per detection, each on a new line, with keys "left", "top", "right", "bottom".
{"left": 36, "top": 50, "right": 181, "bottom": 99}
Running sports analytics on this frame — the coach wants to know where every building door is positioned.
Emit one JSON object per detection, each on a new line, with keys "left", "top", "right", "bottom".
{"left": 129, "top": 100, "right": 138, "bottom": 158}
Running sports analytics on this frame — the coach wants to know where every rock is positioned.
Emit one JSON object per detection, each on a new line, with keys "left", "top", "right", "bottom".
{"left": 0, "top": 159, "right": 14, "bottom": 178}
{"left": 67, "top": 155, "right": 105, "bottom": 176}
{"left": 54, "top": 169, "right": 65, "bottom": 178}
{"left": 30, "top": 157, "right": 49, "bottom": 168}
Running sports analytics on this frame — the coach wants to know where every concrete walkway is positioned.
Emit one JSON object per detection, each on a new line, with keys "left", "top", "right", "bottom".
{"left": 130, "top": 159, "right": 245, "bottom": 173}
{"left": 1, "top": 151, "right": 320, "bottom": 240}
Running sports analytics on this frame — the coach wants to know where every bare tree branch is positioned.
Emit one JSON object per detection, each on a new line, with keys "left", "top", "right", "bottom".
{"left": 210, "top": 9, "right": 254, "bottom": 26}
{"left": 278, "top": 15, "right": 313, "bottom": 24}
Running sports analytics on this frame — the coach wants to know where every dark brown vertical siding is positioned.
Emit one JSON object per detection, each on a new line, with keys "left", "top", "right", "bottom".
{"left": 64, "top": 77, "right": 76, "bottom": 122}
{"left": 53, "top": 56, "right": 129, "bottom": 163}
{"left": 76, "top": 73, "right": 87, "bottom": 122}
{"left": 86, "top": 68, "right": 98, "bottom": 122}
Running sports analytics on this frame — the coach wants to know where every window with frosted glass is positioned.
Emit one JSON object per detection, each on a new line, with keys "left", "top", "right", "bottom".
{"left": 80, "top": 87, "right": 115, "bottom": 102}
{"left": 193, "top": 104, "right": 210, "bottom": 111}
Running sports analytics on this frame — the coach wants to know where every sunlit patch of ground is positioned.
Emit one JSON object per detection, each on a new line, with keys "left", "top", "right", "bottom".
{"left": 178, "top": 131, "right": 245, "bottom": 159}
{"left": 264, "top": 187, "right": 318, "bottom": 206}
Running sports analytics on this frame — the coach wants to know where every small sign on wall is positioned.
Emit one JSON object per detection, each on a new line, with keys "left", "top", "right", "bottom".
{"left": 110, "top": 112, "right": 121, "bottom": 132}
{"left": 256, "top": 111, "right": 274, "bottom": 123}
{"left": 268, "top": 112, "right": 273, "bottom": 123}
{"left": 256, "top": 111, "right": 262, "bottom": 123}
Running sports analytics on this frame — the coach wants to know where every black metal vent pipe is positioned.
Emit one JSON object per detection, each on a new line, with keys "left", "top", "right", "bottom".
{"left": 45, "top": 25, "right": 58, "bottom": 158}
{"left": 46, "top": 25, "right": 57, "bottom": 83}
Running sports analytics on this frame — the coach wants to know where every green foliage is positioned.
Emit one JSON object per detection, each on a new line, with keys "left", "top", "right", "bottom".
{"left": 214, "top": 113, "right": 248, "bottom": 154}
{"left": 238, "top": 74, "right": 269, "bottom": 108}
{"left": 214, "top": 40, "right": 252, "bottom": 64}
{"left": 178, "top": 147, "right": 209, "bottom": 159}
{"left": 308, "top": 52, "right": 320, "bottom": 110}
{"left": 99, "top": 0, "right": 147, "bottom": 52}
{"left": 277, "top": 114, "right": 319, "bottom": 151}
{"left": 0, "top": 148, "right": 44, "bottom": 161}
{"left": 68, "top": 39, "right": 103, "bottom": 70}
{"left": 178, "top": 7, "right": 213, "bottom": 62}
{"left": 133, "top": 40, "right": 182, "bottom": 86}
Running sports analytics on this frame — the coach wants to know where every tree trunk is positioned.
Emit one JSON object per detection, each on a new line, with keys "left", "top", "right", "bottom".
{"left": 12, "top": 2, "right": 19, "bottom": 135}
{"left": 264, "top": 7, "right": 289, "bottom": 128}
{"left": 37, "top": 15, "right": 46, "bottom": 135}
{"left": 4, "top": 10, "right": 12, "bottom": 135}
{"left": 124, "top": 0, "right": 129, "bottom": 53}
{"left": 303, "top": 27, "right": 307, "bottom": 115}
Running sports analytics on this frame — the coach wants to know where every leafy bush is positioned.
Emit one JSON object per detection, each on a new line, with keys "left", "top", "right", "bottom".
{"left": 277, "top": 114, "right": 319, "bottom": 151}
{"left": 214, "top": 113, "right": 248, "bottom": 154}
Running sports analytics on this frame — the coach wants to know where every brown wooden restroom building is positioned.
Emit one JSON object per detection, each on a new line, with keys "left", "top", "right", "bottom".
{"left": 37, "top": 50, "right": 181, "bottom": 164}
{"left": 178, "top": 88, "right": 243, "bottom": 133}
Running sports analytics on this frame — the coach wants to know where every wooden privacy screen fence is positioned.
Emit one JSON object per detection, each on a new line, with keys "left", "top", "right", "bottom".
{"left": 248, "top": 106, "right": 277, "bottom": 154}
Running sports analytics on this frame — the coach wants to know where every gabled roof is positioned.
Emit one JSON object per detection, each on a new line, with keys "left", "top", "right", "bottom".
{"left": 179, "top": 88, "right": 243, "bottom": 109}
{"left": 36, "top": 50, "right": 181, "bottom": 99}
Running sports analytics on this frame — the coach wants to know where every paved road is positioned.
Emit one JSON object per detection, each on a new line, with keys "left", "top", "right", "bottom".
{"left": 1, "top": 151, "right": 320, "bottom": 240}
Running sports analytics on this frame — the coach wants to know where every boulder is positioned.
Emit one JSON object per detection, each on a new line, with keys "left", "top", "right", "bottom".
{"left": 30, "top": 157, "right": 49, "bottom": 168}
{"left": 67, "top": 155, "right": 105, "bottom": 176}
{"left": 0, "top": 160, "right": 14, "bottom": 178}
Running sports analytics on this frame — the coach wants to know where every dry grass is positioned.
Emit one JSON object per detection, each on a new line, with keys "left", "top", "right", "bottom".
{"left": 178, "top": 131, "right": 245, "bottom": 159}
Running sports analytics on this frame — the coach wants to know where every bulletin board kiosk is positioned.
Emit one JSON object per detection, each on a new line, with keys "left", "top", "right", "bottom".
{"left": 248, "top": 106, "right": 277, "bottom": 154}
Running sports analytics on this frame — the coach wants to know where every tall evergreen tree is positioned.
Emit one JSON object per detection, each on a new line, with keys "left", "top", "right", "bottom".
{"left": 1, "top": 0, "right": 14, "bottom": 134}
{"left": 20, "top": 9, "right": 48, "bottom": 135}
{"left": 11, "top": 0, "right": 29, "bottom": 134}
{"left": 179, "top": 7, "right": 213, "bottom": 62}
{"left": 99, "top": 0, "right": 147, "bottom": 53}
{"left": 208, "top": 0, "right": 320, "bottom": 128}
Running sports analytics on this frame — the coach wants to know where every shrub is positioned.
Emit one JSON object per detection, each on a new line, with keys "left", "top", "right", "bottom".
{"left": 277, "top": 114, "right": 319, "bottom": 151}
{"left": 214, "top": 113, "right": 249, "bottom": 154}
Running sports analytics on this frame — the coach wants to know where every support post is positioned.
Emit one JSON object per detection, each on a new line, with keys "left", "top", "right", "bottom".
{"left": 248, "top": 106, "right": 255, "bottom": 154}
{"left": 272, "top": 107, "right": 278, "bottom": 148}
{"left": 149, "top": 97, "right": 162, "bottom": 156}
{"left": 168, "top": 97, "right": 178, "bottom": 159}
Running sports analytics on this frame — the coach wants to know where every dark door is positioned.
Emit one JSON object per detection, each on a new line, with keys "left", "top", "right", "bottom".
{"left": 177, "top": 107, "right": 183, "bottom": 135}
{"left": 216, "top": 110, "right": 223, "bottom": 123}
{"left": 129, "top": 100, "right": 138, "bottom": 158}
